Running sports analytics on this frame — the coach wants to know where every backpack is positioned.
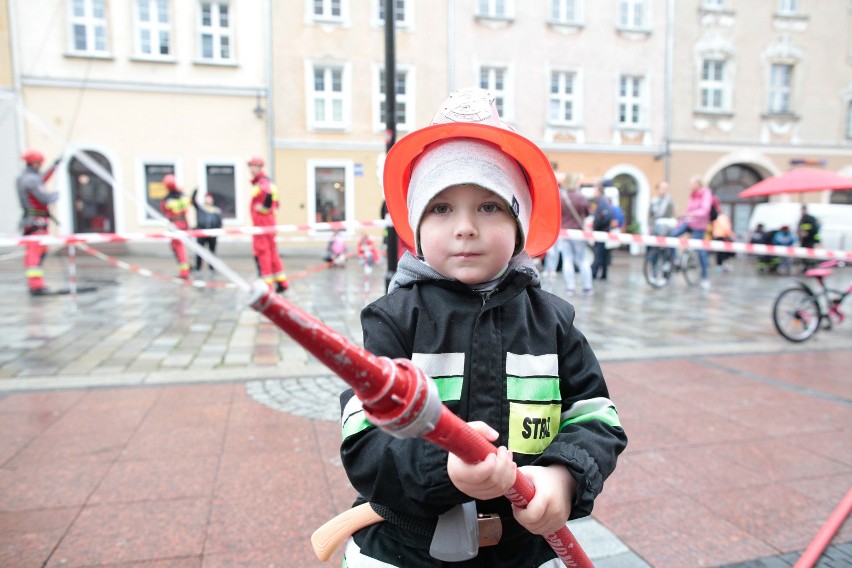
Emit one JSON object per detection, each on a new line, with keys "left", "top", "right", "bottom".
{"left": 709, "top": 200, "right": 719, "bottom": 222}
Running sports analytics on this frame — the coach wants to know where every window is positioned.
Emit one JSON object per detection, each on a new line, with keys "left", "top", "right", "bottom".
{"left": 144, "top": 164, "right": 176, "bottom": 220}
{"left": 204, "top": 164, "right": 237, "bottom": 219}
{"left": 377, "top": 67, "right": 412, "bottom": 131}
{"left": 477, "top": 0, "right": 512, "bottom": 19}
{"left": 618, "top": 0, "right": 647, "bottom": 29}
{"left": 702, "top": 0, "right": 725, "bottom": 9}
{"left": 311, "top": 65, "right": 347, "bottom": 128}
{"left": 135, "top": 0, "right": 171, "bottom": 58}
{"left": 548, "top": 71, "right": 577, "bottom": 124}
{"left": 847, "top": 102, "right": 852, "bottom": 140}
{"left": 618, "top": 75, "right": 643, "bottom": 126}
{"left": 777, "top": 0, "right": 798, "bottom": 15}
{"left": 479, "top": 66, "right": 507, "bottom": 118}
{"left": 199, "top": 1, "right": 233, "bottom": 63}
{"left": 699, "top": 59, "right": 727, "bottom": 111}
{"left": 313, "top": 0, "right": 342, "bottom": 21}
{"left": 69, "top": 0, "right": 109, "bottom": 55}
{"left": 550, "top": 0, "right": 582, "bottom": 24}
{"left": 377, "top": 0, "right": 408, "bottom": 24}
{"left": 768, "top": 63, "right": 793, "bottom": 114}
{"left": 309, "top": 162, "right": 353, "bottom": 226}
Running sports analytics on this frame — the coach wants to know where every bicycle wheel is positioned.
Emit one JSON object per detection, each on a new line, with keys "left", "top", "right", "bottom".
{"left": 681, "top": 250, "right": 701, "bottom": 287}
{"left": 644, "top": 247, "right": 672, "bottom": 288}
{"left": 772, "top": 287, "right": 821, "bottom": 342}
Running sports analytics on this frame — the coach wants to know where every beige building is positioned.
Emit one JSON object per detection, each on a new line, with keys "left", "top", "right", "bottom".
{"left": 3, "top": 0, "right": 270, "bottom": 238}
{"left": 668, "top": 0, "right": 852, "bottom": 234}
{"left": 3, "top": 0, "right": 851, "bottom": 243}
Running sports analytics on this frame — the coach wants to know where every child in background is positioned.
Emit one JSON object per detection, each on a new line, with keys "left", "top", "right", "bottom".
{"left": 771, "top": 225, "right": 797, "bottom": 274}
{"left": 338, "top": 88, "right": 627, "bottom": 567}
{"left": 325, "top": 230, "right": 347, "bottom": 267}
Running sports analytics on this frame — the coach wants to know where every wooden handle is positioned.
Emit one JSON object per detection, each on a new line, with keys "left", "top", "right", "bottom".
{"left": 311, "top": 503, "right": 384, "bottom": 561}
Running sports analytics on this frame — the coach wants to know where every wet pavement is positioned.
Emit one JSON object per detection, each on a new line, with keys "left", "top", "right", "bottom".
{"left": 0, "top": 243, "right": 849, "bottom": 567}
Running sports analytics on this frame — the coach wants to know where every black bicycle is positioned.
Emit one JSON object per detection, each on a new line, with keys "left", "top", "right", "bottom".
{"left": 643, "top": 246, "right": 701, "bottom": 288}
{"left": 772, "top": 260, "right": 849, "bottom": 342}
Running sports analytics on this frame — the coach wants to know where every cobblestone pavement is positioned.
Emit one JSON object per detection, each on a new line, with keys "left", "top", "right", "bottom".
{"left": 0, "top": 243, "right": 849, "bottom": 567}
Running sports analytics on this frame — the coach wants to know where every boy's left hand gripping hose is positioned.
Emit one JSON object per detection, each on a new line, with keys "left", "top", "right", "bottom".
{"left": 248, "top": 281, "right": 593, "bottom": 568}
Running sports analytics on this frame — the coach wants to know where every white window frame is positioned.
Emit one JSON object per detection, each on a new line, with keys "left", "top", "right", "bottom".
{"left": 617, "top": 0, "right": 648, "bottom": 30}
{"left": 307, "top": 62, "right": 351, "bottom": 130}
{"left": 476, "top": 0, "right": 514, "bottom": 20}
{"left": 768, "top": 63, "right": 794, "bottom": 114}
{"left": 306, "top": 159, "right": 355, "bottom": 231}
{"left": 699, "top": 58, "right": 730, "bottom": 112}
{"left": 373, "top": 65, "right": 415, "bottom": 133}
{"left": 135, "top": 0, "right": 172, "bottom": 59}
{"left": 68, "top": 0, "right": 109, "bottom": 56}
{"left": 846, "top": 101, "right": 852, "bottom": 140}
{"left": 478, "top": 65, "right": 511, "bottom": 121}
{"left": 550, "top": 0, "right": 583, "bottom": 25}
{"left": 373, "top": 0, "right": 414, "bottom": 29}
{"left": 198, "top": 1, "right": 234, "bottom": 64}
{"left": 548, "top": 70, "right": 581, "bottom": 126}
{"left": 310, "top": 0, "right": 346, "bottom": 24}
{"left": 618, "top": 75, "right": 645, "bottom": 127}
{"left": 777, "top": 0, "right": 799, "bottom": 15}
{"left": 702, "top": 0, "right": 725, "bottom": 9}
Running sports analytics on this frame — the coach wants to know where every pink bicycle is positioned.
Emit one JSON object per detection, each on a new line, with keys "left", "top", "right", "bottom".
{"left": 772, "top": 260, "right": 849, "bottom": 342}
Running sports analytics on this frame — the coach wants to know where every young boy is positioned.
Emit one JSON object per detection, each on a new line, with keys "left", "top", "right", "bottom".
{"left": 339, "top": 88, "right": 627, "bottom": 567}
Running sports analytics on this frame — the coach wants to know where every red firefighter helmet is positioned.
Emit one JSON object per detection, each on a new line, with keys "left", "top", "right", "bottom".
{"left": 247, "top": 156, "right": 265, "bottom": 167}
{"left": 162, "top": 174, "right": 177, "bottom": 190}
{"left": 21, "top": 150, "right": 45, "bottom": 165}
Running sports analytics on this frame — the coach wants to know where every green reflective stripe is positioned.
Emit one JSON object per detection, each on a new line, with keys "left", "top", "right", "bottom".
{"left": 25, "top": 268, "right": 44, "bottom": 277}
{"left": 561, "top": 406, "right": 622, "bottom": 429}
{"left": 506, "top": 376, "right": 560, "bottom": 402}
{"left": 508, "top": 401, "right": 560, "bottom": 455}
{"left": 434, "top": 376, "right": 463, "bottom": 401}
{"left": 342, "top": 408, "right": 374, "bottom": 439}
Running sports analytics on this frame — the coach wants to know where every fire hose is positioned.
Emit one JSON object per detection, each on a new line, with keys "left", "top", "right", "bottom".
{"left": 248, "top": 281, "right": 592, "bottom": 567}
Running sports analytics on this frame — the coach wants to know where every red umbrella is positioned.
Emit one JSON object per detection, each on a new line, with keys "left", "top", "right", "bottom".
{"left": 738, "top": 167, "right": 852, "bottom": 198}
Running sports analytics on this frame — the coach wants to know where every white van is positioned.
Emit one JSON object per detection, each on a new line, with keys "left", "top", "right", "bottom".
{"left": 747, "top": 202, "right": 852, "bottom": 251}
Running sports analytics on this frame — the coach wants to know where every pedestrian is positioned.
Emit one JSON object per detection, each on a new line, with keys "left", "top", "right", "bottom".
{"left": 247, "top": 156, "right": 288, "bottom": 292}
{"left": 797, "top": 205, "right": 821, "bottom": 272}
{"left": 750, "top": 223, "right": 772, "bottom": 272}
{"left": 669, "top": 175, "right": 713, "bottom": 289}
{"left": 339, "top": 87, "right": 627, "bottom": 567}
{"left": 770, "top": 225, "right": 797, "bottom": 274}
{"left": 191, "top": 188, "right": 223, "bottom": 271}
{"left": 325, "top": 230, "right": 347, "bottom": 267}
{"left": 17, "top": 150, "right": 60, "bottom": 296}
{"left": 159, "top": 174, "right": 191, "bottom": 280}
{"left": 546, "top": 177, "right": 593, "bottom": 295}
{"left": 711, "top": 205, "right": 735, "bottom": 272}
{"left": 590, "top": 179, "right": 614, "bottom": 281}
{"left": 649, "top": 180, "right": 676, "bottom": 236}
{"left": 357, "top": 233, "right": 379, "bottom": 275}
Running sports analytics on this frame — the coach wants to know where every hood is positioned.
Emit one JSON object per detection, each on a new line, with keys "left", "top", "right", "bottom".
{"left": 388, "top": 251, "right": 540, "bottom": 293}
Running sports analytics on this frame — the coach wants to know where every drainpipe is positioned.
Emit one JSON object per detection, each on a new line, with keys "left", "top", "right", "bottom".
{"left": 264, "top": 0, "right": 275, "bottom": 180}
{"left": 664, "top": 0, "right": 674, "bottom": 182}
{"left": 8, "top": 0, "right": 25, "bottom": 152}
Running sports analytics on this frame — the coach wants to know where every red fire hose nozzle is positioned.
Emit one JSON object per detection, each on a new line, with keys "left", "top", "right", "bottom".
{"left": 248, "top": 281, "right": 592, "bottom": 568}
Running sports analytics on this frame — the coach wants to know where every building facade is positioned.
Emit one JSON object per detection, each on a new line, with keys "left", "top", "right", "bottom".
{"left": 2, "top": 0, "right": 851, "bottom": 243}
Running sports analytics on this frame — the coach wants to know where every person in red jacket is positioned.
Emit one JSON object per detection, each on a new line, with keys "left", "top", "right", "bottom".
{"left": 160, "top": 174, "right": 191, "bottom": 280}
{"left": 17, "top": 150, "right": 63, "bottom": 295}
{"left": 248, "top": 157, "right": 288, "bottom": 292}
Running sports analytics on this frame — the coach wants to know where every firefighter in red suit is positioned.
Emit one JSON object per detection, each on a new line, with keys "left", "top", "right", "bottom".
{"left": 160, "top": 174, "right": 191, "bottom": 280}
{"left": 17, "top": 150, "right": 60, "bottom": 296}
{"left": 248, "top": 156, "right": 288, "bottom": 292}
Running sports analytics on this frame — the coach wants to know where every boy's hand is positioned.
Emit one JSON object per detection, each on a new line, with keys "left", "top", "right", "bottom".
{"left": 511, "top": 465, "right": 576, "bottom": 536}
{"left": 447, "top": 422, "right": 516, "bottom": 501}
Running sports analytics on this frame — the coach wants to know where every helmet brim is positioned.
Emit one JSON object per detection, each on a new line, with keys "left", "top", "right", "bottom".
{"left": 383, "top": 123, "right": 560, "bottom": 258}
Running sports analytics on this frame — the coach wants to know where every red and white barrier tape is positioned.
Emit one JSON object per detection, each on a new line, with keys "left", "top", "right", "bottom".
{"left": 3, "top": 221, "right": 850, "bottom": 262}
{"left": 0, "top": 219, "right": 387, "bottom": 248}
{"left": 559, "top": 229, "right": 852, "bottom": 262}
